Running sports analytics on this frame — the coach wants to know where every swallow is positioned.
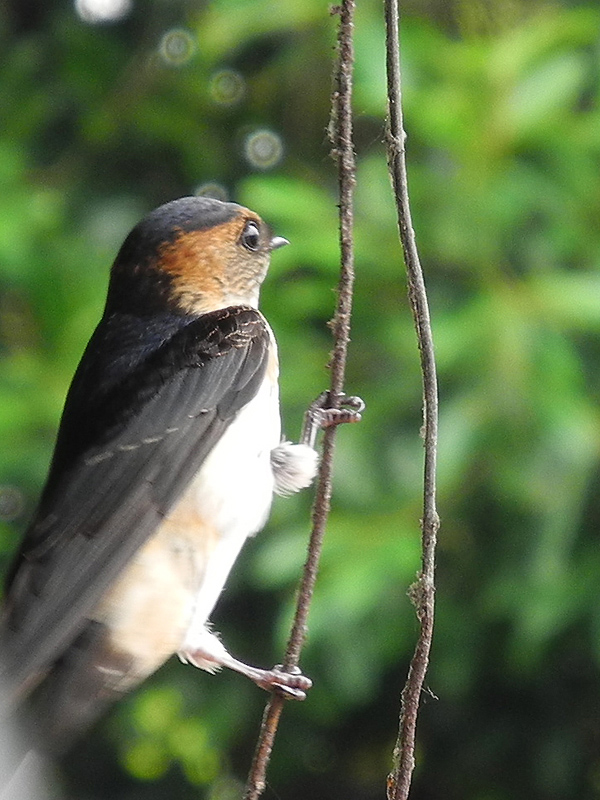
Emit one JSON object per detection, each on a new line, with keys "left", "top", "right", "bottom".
{"left": 0, "top": 196, "right": 363, "bottom": 751}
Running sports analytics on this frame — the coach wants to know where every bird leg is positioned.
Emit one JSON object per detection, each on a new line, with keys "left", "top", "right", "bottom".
{"left": 180, "top": 393, "right": 364, "bottom": 697}
{"left": 300, "top": 391, "right": 365, "bottom": 448}
{"left": 270, "top": 391, "right": 364, "bottom": 496}
{"left": 179, "top": 629, "right": 312, "bottom": 700}
{"left": 210, "top": 655, "right": 312, "bottom": 700}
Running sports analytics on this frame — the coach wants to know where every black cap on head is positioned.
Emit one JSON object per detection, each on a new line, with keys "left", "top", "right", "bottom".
{"left": 116, "top": 196, "right": 242, "bottom": 266}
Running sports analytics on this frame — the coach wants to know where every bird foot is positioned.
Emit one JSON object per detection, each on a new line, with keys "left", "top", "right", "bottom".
{"left": 243, "top": 663, "right": 312, "bottom": 700}
{"left": 301, "top": 391, "right": 364, "bottom": 447}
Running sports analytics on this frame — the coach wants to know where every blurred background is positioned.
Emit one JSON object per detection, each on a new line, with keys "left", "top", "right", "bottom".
{"left": 1, "top": 0, "right": 600, "bottom": 797}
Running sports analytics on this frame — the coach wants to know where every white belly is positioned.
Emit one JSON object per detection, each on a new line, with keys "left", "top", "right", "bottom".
{"left": 179, "top": 368, "right": 281, "bottom": 643}
{"left": 192, "top": 371, "right": 281, "bottom": 539}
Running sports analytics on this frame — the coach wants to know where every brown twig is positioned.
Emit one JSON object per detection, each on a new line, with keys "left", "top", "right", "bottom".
{"left": 383, "top": 1, "right": 440, "bottom": 799}
{"left": 242, "top": 3, "right": 357, "bottom": 799}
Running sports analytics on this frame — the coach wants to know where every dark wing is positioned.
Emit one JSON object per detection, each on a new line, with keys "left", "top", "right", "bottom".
{"left": 1, "top": 305, "right": 270, "bottom": 698}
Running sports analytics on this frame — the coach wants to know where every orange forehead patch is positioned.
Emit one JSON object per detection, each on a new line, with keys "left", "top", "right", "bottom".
{"left": 159, "top": 218, "right": 242, "bottom": 280}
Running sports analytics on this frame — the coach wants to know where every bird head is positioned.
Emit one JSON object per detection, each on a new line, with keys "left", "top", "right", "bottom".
{"left": 105, "top": 196, "right": 288, "bottom": 316}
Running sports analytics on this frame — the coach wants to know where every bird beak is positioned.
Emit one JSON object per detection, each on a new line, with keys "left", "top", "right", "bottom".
{"left": 270, "top": 235, "right": 289, "bottom": 250}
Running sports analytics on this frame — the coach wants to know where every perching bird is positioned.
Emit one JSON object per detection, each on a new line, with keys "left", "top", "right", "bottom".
{"left": 0, "top": 196, "right": 362, "bottom": 751}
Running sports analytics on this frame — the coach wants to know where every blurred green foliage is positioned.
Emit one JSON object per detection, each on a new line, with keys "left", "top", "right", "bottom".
{"left": 2, "top": 0, "right": 600, "bottom": 798}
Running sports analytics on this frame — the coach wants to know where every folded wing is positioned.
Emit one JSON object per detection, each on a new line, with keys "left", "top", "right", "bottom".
{"left": 1, "top": 305, "right": 270, "bottom": 698}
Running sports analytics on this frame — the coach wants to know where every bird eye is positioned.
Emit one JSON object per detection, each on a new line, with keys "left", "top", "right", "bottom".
{"left": 240, "top": 220, "right": 261, "bottom": 251}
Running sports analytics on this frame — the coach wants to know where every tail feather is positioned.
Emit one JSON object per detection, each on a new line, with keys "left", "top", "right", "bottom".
{"left": 27, "top": 621, "right": 137, "bottom": 755}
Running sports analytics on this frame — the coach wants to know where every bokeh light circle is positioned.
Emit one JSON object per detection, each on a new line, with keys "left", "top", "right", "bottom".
{"left": 244, "top": 129, "right": 284, "bottom": 171}
{"left": 210, "top": 69, "right": 246, "bottom": 106}
{"left": 194, "top": 183, "right": 229, "bottom": 202}
{"left": 0, "top": 486, "right": 24, "bottom": 522}
{"left": 75, "top": 0, "right": 132, "bottom": 23}
{"left": 158, "top": 29, "right": 196, "bottom": 67}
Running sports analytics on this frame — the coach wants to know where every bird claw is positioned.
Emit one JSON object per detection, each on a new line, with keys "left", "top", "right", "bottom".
{"left": 301, "top": 391, "right": 364, "bottom": 447}
{"left": 253, "top": 664, "right": 313, "bottom": 701}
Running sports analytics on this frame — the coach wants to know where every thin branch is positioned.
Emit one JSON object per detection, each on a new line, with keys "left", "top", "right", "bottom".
{"left": 242, "top": 3, "right": 357, "bottom": 798}
{"left": 383, "top": 1, "right": 440, "bottom": 799}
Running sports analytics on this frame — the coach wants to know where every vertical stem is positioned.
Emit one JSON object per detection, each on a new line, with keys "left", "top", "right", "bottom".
{"left": 329, "top": 0, "right": 356, "bottom": 402}
{"left": 242, "top": 3, "right": 357, "bottom": 797}
{"left": 383, "top": 0, "right": 440, "bottom": 799}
